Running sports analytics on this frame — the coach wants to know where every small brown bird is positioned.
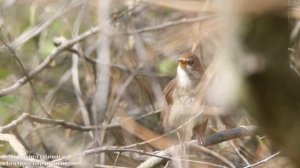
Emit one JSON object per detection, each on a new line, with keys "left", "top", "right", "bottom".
{"left": 162, "top": 52, "right": 208, "bottom": 142}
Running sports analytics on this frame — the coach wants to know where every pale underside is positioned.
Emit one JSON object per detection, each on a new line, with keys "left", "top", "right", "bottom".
{"left": 166, "top": 66, "right": 208, "bottom": 140}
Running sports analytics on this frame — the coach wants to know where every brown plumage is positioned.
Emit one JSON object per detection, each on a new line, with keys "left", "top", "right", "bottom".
{"left": 162, "top": 52, "right": 208, "bottom": 142}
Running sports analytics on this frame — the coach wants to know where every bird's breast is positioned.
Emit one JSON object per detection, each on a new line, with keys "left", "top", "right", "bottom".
{"left": 177, "top": 66, "right": 193, "bottom": 88}
{"left": 168, "top": 90, "right": 206, "bottom": 128}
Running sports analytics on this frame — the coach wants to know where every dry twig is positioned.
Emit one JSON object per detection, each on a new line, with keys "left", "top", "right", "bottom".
{"left": 137, "top": 126, "right": 257, "bottom": 168}
{"left": 0, "top": 113, "right": 30, "bottom": 133}
{"left": 243, "top": 152, "right": 281, "bottom": 168}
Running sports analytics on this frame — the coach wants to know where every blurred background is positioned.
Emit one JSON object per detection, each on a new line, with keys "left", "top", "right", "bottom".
{"left": 0, "top": 0, "right": 299, "bottom": 167}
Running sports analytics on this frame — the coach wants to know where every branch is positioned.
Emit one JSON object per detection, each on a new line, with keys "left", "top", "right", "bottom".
{"left": 46, "top": 125, "right": 256, "bottom": 167}
{"left": 198, "top": 125, "right": 257, "bottom": 146}
{"left": 0, "top": 112, "right": 115, "bottom": 133}
{"left": 0, "top": 1, "right": 83, "bottom": 51}
{"left": 51, "top": 146, "right": 169, "bottom": 163}
{"left": 51, "top": 146, "right": 225, "bottom": 168}
{"left": 191, "top": 144, "right": 236, "bottom": 168}
{"left": 137, "top": 125, "right": 257, "bottom": 168}
{"left": 243, "top": 152, "right": 281, "bottom": 168}
{"left": 116, "top": 109, "right": 175, "bottom": 149}
{"left": 123, "top": 15, "right": 213, "bottom": 35}
{"left": 0, "top": 26, "right": 100, "bottom": 96}
{"left": 0, "top": 110, "right": 160, "bottom": 133}
{"left": 82, "top": 55, "right": 166, "bottom": 78}
{"left": 0, "top": 113, "right": 30, "bottom": 133}
{"left": 28, "top": 115, "right": 118, "bottom": 131}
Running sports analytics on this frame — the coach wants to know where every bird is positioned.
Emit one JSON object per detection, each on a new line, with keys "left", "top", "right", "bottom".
{"left": 162, "top": 52, "right": 208, "bottom": 143}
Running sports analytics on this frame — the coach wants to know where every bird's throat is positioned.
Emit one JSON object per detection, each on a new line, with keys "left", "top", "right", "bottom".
{"left": 177, "top": 66, "right": 193, "bottom": 88}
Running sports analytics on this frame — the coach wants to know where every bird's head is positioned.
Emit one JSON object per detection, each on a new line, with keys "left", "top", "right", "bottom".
{"left": 178, "top": 52, "right": 204, "bottom": 73}
{"left": 177, "top": 52, "right": 204, "bottom": 87}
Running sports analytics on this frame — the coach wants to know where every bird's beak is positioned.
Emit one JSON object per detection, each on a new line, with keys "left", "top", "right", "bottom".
{"left": 178, "top": 60, "right": 188, "bottom": 67}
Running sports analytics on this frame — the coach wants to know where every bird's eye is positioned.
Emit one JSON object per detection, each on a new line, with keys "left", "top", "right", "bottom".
{"left": 188, "top": 60, "right": 194, "bottom": 65}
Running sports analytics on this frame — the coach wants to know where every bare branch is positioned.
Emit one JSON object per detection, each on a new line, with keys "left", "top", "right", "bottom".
{"left": 0, "top": 113, "right": 30, "bottom": 133}
{"left": 0, "top": 1, "right": 83, "bottom": 51}
{"left": 0, "top": 26, "right": 100, "bottom": 96}
{"left": 0, "top": 112, "right": 117, "bottom": 133}
{"left": 0, "top": 114, "right": 255, "bottom": 168}
{"left": 243, "top": 152, "right": 281, "bottom": 168}
{"left": 0, "top": 109, "right": 161, "bottom": 134}
{"left": 230, "top": 141, "right": 251, "bottom": 166}
{"left": 51, "top": 146, "right": 168, "bottom": 163}
{"left": 29, "top": 115, "right": 118, "bottom": 131}
{"left": 137, "top": 125, "right": 257, "bottom": 168}
{"left": 123, "top": 15, "right": 213, "bottom": 35}
{"left": 191, "top": 144, "right": 236, "bottom": 168}
{"left": 71, "top": 2, "right": 92, "bottom": 129}
{"left": 82, "top": 55, "right": 166, "bottom": 78}
{"left": 51, "top": 146, "right": 225, "bottom": 168}
{"left": 198, "top": 125, "right": 257, "bottom": 146}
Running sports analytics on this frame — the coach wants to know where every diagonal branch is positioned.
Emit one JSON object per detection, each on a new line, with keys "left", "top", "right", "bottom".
{"left": 0, "top": 112, "right": 119, "bottom": 133}
{"left": 0, "top": 113, "right": 30, "bottom": 133}
{"left": 243, "top": 152, "right": 281, "bottom": 168}
{"left": 0, "top": 1, "right": 83, "bottom": 51}
{"left": 123, "top": 15, "right": 213, "bottom": 35}
{"left": 28, "top": 115, "right": 118, "bottom": 131}
{"left": 137, "top": 125, "right": 257, "bottom": 168}
{"left": 199, "top": 125, "right": 257, "bottom": 146}
{"left": 0, "top": 26, "right": 100, "bottom": 96}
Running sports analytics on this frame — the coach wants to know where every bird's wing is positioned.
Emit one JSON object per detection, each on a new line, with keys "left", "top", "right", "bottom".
{"left": 163, "top": 79, "right": 176, "bottom": 105}
{"left": 162, "top": 79, "right": 176, "bottom": 129}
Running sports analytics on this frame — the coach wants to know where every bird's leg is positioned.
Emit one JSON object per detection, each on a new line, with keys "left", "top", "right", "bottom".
{"left": 193, "top": 120, "right": 208, "bottom": 145}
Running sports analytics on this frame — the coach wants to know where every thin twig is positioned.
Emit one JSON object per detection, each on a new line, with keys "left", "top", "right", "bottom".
{"left": 122, "top": 106, "right": 206, "bottom": 149}
{"left": 11, "top": 129, "right": 31, "bottom": 152}
{"left": 137, "top": 125, "right": 257, "bottom": 168}
{"left": 0, "top": 113, "right": 30, "bottom": 133}
{"left": 0, "top": 1, "right": 83, "bottom": 51}
{"left": 29, "top": 115, "right": 118, "bottom": 131}
{"left": 230, "top": 141, "right": 250, "bottom": 166}
{"left": 0, "top": 38, "right": 51, "bottom": 118}
{"left": 191, "top": 144, "right": 236, "bottom": 168}
{"left": 123, "top": 15, "right": 213, "bottom": 35}
{"left": 82, "top": 55, "right": 166, "bottom": 78}
{"left": 51, "top": 147, "right": 169, "bottom": 163}
{"left": 113, "top": 152, "right": 121, "bottom": 167}
{"left": 0, "top": 26, "right": 100, "bottom": 96}
{"left": 0, "top": 112, "right": 116, "bottom": 132}
{"left": 71, "top": 1, "right": 92, "bottom": 130}
{"left": 137, "top": 146, "right": 226, "bottom": 168}
{"left": 243, "top": 152, "right": 281, "bottom": 168}
{"left": 0, "top": 109, "right": 162, "bottom": 135}
{"left": 51, "top": 146, "right": 225, "bottom": 168}
{"left": 42, "top": 125, "right": 256, "bottom": 168}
